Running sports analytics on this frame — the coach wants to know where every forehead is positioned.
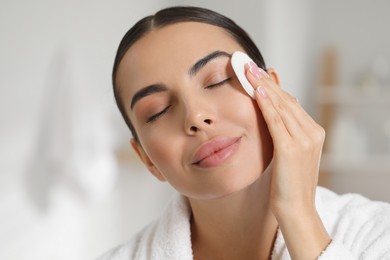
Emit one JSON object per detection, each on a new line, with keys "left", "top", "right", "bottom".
{"left": 116, "top": 22, "right": 243, "bottom": 94}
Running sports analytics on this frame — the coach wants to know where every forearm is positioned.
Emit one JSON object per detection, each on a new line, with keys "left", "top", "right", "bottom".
{"left": 246, "top": 59, "right": 332, "bottom": 259}
{"left": 275, "top": 206, "right": 331, "bottom": 260}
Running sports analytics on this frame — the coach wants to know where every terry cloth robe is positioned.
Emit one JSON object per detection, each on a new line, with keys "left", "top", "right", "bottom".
{"left": 96, "top": 187, "right": 390, "bottom": 259}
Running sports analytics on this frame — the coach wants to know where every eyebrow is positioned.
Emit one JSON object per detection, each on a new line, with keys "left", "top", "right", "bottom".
{"left": 131, "top": 84, "right": 167, "bottom": 110}
{"left": 130, "top": 50, "right": 232, "bottom": 110}
{"left": 189, "top": 50, "right": 232, "bottom": 77}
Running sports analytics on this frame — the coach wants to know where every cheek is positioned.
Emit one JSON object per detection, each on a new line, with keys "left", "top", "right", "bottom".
{"left": 220, "top": 91, "right": 261, "bottom": 128}
{"left": 139, "top": 126, "right": 184, "bottom": 176}
{"left": 142, "top": 134, "right": 173, "bottom": 164}
{"left": 221, "top": 92, "right": 273, "bottom": 164}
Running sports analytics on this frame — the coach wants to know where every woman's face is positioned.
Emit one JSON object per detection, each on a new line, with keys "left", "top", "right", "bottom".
{"left": 116, "top": 22, "right": 273, "bottom": 200}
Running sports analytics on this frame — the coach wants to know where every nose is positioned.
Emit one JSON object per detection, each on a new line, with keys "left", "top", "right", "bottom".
{"left": 184, "top": 102, "right": 214, "bottom": 135}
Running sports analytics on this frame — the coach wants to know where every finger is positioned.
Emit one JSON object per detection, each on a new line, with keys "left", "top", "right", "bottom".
{"left": 254, "top": 85, "right": 291, "bottom": 146}
{"left": 246, "top": 64, "right": 318, "bottom": 134}
{"left": 265, "top": 82, "right": 317, "bottom": 131}
{"left": 256, "top": 84, "right": 309, "bottom": 141}
{"left": 279, "top": 89, "right": 318, "bottom": 128}
{"left": 257, "top": 73, "right": 319, "bottom": 131}
{"left": 246, "top": 68, "right": 307, "bottom": 139}
{"left": 257, "top": 74, "right": 326, "bottom": 147}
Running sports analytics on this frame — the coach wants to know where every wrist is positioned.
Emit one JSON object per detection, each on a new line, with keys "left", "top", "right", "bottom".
{"left": 271, "top": 197, "right": 316, "bottom": 221}
{"left": 273, "top": 203, "right": 331, "bottom": 260}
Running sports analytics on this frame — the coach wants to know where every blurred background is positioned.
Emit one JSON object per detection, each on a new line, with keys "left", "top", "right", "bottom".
{"left": 1, "top": 0, "right": 390, "bottom": 259}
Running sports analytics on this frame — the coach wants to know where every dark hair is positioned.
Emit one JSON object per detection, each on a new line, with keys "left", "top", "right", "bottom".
{"left": 113, "top": 6, "right": 266, "bottom": 143}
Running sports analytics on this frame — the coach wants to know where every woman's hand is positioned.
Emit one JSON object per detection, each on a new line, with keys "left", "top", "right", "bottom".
{"left": 246, "top": 62, "right": 323, "bottom": 215}
{"left": 246, "top": 62, "right": 331, "bottom": 259}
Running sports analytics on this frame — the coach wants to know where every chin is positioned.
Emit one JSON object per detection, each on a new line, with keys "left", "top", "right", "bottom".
{"left": 186, "top": 167, "right": 264, "bottom": 201}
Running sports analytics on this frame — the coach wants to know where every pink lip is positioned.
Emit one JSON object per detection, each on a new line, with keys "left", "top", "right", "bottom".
{"left": 191, "top": 136, "right": 241, "bottom": 168}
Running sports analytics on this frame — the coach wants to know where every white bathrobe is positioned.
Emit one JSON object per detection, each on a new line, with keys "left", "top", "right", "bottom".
{"left": 97, "top": 187, "right": 390, "bottom": 259}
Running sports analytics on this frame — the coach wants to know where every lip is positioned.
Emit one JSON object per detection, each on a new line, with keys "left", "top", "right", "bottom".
{"left": 191, "top": 136, "right": 241, "bottom": 168}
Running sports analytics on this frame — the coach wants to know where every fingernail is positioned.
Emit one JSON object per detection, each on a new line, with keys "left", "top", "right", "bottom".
{"left": 248, "top": 61, "right": 263, "bottom": 79}
{"left": 256, "top": 86, "right": 267, "bottom": 98}
{"left": 248, "top": 61, "right": 269, "bottom": 79}
{"left": 260, "top": 68, "right": 270, "bottom": 78}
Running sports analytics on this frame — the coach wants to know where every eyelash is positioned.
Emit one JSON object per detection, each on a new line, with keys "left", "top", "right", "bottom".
{"left": 206, "top": 77, "right": 232, "bottom": 89}
{"left": 146, "top": 78, "right": 231, "bottom": 123}
{"left": 146, "top": 105, "right": 171, "bottom": 123}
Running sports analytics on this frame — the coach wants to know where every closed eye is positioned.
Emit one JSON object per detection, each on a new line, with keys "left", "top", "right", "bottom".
{"left": 206, "top": 77, "right": 232, "bottom": 89}
{"left": 145, "top": 78, "right": 231, "bottom": 123}
{"left": 146, "top": 105, "right": 171, "bottom": 123}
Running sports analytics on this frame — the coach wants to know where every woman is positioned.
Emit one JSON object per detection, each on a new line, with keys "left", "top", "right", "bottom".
{"left": 98, "top": 6, "right": 390, "bottom": 260}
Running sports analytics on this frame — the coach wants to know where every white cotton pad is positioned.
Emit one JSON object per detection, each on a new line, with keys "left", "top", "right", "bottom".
{"left": 231, "top": 51, "right": 255, "bottom": 99}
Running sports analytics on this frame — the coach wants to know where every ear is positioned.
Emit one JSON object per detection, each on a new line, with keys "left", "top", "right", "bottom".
{"left": 266, "top": 68, "right": 281, "bottom": 87}
{"left": 130, "top": 139, "right": 167, "bottom": 182}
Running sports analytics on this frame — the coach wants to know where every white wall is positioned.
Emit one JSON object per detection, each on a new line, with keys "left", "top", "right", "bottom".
{"left": 307, "top": 0, "right": 390, "bottom": 87}
{"left": 306, "top": 0, "right": 390, "bottom": 200}
{"left": 0, "top": 0, "right": 171, "bottom": 191}
{"left": 171, "top": 0, "right": 312, "bottom": 104}
{"left": 0, "top": 1, "right": 176, "bottom": 259}
{"left": 1, "top": 1, "right": 390, "bottom": 259}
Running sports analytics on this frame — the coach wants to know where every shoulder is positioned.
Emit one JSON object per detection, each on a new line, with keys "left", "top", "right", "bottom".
{"left": 316, "top": 186, "right": 390, "bottom": 258}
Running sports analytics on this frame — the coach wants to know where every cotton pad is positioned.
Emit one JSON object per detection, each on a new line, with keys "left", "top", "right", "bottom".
{"left": 231, "top": 51, "right": 255, "bottom": 99}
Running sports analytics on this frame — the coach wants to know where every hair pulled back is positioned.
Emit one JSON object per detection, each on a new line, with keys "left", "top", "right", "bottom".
{"left": 113, "top": 6, "right": 266, "bottom": 142}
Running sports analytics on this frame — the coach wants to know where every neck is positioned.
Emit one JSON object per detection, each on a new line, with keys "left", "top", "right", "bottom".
{"left": 189, "top": 165, "right": 278, "bottom": 260}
